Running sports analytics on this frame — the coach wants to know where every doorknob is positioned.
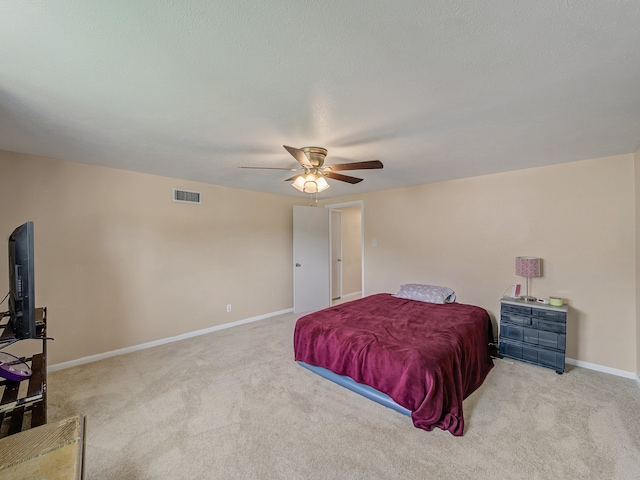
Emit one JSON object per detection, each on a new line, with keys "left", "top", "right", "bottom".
{"left": 295, "top": 263, "right": 301, "bottom": 267}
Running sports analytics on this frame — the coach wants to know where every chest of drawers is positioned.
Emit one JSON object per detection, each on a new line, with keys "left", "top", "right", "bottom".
{"left": 499, "top": 298, "right": 568, "bottom": 374}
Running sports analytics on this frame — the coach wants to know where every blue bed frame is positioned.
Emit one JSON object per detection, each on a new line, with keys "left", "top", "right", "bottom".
{"left": 297, "top": 361, "right": 412, "bottom": 417}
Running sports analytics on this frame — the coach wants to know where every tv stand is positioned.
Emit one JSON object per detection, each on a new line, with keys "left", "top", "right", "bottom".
{"left": 0, "top": 307, "right": 48, "bottom": 438}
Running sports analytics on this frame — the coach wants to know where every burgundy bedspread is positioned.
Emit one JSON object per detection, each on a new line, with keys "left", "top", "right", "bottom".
{"left": 293, "top": 293, "right": 494, "bottom": 436}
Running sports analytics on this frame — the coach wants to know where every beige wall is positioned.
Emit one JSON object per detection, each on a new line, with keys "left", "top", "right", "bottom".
{"left": 2, "top": 149, "right": 637, "bottom": 373}
{"left": 330, "top": 155, "right": 637, "bottom": 372}
{"left": 0, "top": 151, "right": 298, "bottom": 365}
{"left": 340, "top": 205, "right": 362, "bottom": 295}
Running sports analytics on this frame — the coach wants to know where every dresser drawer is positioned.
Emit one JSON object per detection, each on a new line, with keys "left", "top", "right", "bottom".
{"left": 501, "top": 304, "right": 532, "bottom": 316}
{"left": 500, "top": 338, "right": 539, "bottom": 362}
{"left": 500, "top": 323, "right": 525, "bottom": 342}
{"left": 530, "top": 317, "right": 566, "bottom": 334}
{"left": 537, "top": 349, "right": 565, "bottom": 371}
{"left": 528, "top": 329, "right": 566, "bottom": 350}
{"left": 533, "top": 309, "right": 565, "bottom": 321}
{"left": 499, "top": 339, "right": 565, "bottom": 372}
{"left": 500, "top": 324, "right": 565, "bottom": 351}
{"left": 501, "top": 313, "right": 531, "bottom": 326}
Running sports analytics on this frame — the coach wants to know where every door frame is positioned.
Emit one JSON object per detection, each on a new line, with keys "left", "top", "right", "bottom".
{"left": 324, "top": 200, "right": 365, "bottom": 298}
{"left": 330, "top": 209, "right": 343, "bottom": 300}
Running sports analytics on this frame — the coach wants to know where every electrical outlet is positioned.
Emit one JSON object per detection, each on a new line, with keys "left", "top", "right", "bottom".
{"left": 226, "top": 304, "right": 232, "bottom": 312}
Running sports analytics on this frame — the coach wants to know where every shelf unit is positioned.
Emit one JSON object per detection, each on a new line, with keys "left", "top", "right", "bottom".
{"left": 0, "top": 307, "right": 47, "bottom": 438}
{"left": 499, "top": 298, "right": 568, "bottom": 374}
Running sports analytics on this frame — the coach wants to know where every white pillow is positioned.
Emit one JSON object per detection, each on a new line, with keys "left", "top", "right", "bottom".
{"left": 394, "top": 284, "right": 456, "bottom": 304}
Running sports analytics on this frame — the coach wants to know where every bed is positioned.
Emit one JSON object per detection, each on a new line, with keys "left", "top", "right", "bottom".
{"left": 293, "top": 292, "right": 494, "bottom": 436}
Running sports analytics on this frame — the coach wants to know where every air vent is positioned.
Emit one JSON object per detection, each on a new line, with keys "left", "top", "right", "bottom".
{"left": 173, "top": 188, "right": 201, "bottom": 204}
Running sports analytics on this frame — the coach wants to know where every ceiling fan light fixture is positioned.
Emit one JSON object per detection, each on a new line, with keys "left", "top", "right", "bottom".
{"left": 243, "top": 144, "right": 382, "bottom": 192}
{"left": 292, "top": 173, "right": 330, "bottom": 193}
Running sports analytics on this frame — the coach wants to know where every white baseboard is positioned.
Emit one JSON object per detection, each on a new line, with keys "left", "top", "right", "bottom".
{"left": 49, "top": 307, "right": 293, "bottom": 372}
{"left": 565, "top": 357, "right": 638, "bottom": 381}
{"left": 49, "top": 314, "right": 640, "bottom": 390}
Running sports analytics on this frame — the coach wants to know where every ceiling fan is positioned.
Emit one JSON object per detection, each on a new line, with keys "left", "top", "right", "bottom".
{"left": 240, "top": 145, "right": 384, "bottom": 193}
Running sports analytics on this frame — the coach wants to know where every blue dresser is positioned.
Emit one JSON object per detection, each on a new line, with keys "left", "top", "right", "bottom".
{"left": 499, "top": 297, "right": 568, "bottom": 374}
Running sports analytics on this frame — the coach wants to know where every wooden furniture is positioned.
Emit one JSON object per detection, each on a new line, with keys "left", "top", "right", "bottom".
{"left": 0, "top": 415, "right": 85, "bottom": 479}
{"left": 0, "top": 307, "right": 47, "bottom": 437}
{"left": 499, "top": 297, "right": 568, "bottom": 374}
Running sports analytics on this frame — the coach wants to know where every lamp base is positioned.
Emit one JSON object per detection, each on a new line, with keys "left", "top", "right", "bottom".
{"left": 521, "top": 296, "right": 537, "bottom": 302}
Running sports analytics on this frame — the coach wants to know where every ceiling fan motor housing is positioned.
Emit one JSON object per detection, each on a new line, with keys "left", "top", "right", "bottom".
{"left": 301, "top": 147, "right": 328, "bottom": 167}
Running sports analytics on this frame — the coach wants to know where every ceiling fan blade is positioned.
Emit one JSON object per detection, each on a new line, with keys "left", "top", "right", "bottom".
{"left": 328, "top": 160, "right": 383, "bottom": 171}
{"left": 283, "top": 145, "right": 312, "bottom": 168}
{"left": 239, "top": 166, "right": 299, "bottom": 171}
{"left": 324, "top": 171, "right": 363, "bottom": 184}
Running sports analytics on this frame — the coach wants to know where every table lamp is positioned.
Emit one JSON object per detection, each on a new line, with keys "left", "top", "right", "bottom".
{"left": 515, "top": 256, "right": 541, "bottom": 302}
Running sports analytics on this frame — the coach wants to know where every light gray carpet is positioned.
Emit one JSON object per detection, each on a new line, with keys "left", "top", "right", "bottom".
{"left": 48, "top": 312, "right": 640, "bottom": 479}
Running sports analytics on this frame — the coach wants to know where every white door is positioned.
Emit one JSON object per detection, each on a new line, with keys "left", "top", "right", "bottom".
{"left": 293, "top": 205, "right": 331, "bottom": 314}
{"left": 331, "top": 209, "right": 342, "bottom": 300}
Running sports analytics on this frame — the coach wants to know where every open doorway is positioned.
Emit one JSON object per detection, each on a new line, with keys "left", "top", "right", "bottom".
{"left": 327, "top": 201, "right": 364, "bottom": 305}
{"left": 331, "top": 209, "right": 342, "bottom": 301}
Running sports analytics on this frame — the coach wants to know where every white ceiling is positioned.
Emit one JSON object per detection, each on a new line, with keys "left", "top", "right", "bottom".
{"left": 1, "top": 1, "right": 639, "bottom": 198}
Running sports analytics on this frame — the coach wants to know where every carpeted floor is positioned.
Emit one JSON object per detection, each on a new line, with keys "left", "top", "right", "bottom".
{"left": 48, "top": 311, "right": 640, "bottom": 479}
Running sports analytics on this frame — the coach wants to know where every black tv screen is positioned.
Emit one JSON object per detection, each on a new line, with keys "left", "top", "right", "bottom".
{"left": 8, "top": 221, "right": 36, "bottom": 339}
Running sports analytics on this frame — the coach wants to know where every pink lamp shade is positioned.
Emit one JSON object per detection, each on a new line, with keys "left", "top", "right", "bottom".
{"left": 515, "top": 256, "right": 541, "bottom": 302}
{"left": 515, "top": 256, "right": 541, "bottom": 278}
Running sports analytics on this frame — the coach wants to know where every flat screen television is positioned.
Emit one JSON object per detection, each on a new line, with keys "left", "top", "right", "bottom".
{"left": 7, "top": 221, "right": 36, "bottom": 339}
